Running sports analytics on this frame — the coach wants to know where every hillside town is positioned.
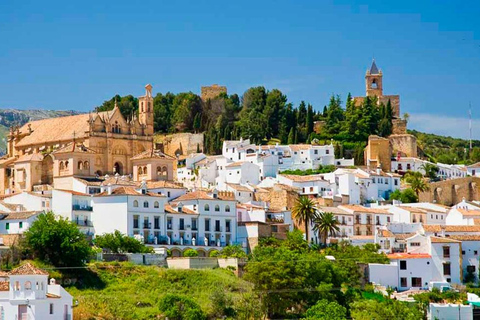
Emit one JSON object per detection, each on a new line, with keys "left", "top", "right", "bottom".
{"left": 0, "top": 61, "right": 479, "bottom": 319}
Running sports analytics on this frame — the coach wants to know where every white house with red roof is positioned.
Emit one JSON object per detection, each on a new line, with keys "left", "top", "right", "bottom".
{"left": 0, "top": 263, "right": 72, "bottom": 320}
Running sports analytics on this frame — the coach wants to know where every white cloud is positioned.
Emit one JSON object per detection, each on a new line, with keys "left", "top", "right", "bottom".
{"left": 408, "top": 113, "right": 480, "bottom": 140}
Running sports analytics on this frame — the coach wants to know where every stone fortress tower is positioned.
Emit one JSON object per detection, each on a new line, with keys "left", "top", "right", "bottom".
{"left": 358, "top": 60, "right": 418, "bottom": 169}
{"left": 201, "top": 84, "right": 227, "bottom": 102}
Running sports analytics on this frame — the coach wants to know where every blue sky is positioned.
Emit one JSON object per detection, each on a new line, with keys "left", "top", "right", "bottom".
{"left": 0, "top": 0, "right": 479, "bottom": 138}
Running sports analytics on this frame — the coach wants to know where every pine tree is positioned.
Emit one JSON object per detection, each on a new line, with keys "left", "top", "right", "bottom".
{"left": 306, "top": 104, "right": 314, "bottom": 136}
{"left": 287, "top": 128, "right": 295, "bottom": 144}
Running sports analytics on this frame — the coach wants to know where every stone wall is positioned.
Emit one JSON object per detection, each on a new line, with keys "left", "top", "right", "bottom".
{"left": 254, "top": 186, "right": 299, "bottom": 211}
{"left": 419, "top": 177, "right": 480, "bottom": 206}
{"left": 201, "top": 84, "right": 227, "bottom": 101}
{"left": 392, "top": 118, "right": 407, "bottom": 134}
{"left": 389, "top": 134, "right": 417, "bottom": 158}
{"left": 364, "top": 135, "right": 391, "bottom": 171}
{"left": 379, "top": 95, "right": 400, "bottom": 118}
{"left": 155, "top": 133, "right": 204, "bottom": 157}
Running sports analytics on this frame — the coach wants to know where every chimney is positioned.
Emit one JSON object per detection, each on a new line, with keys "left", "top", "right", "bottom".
{"left": 376, "top": 164, "right": 381, "bottom": 175}
{"left": 107, "top": 183, "right": 112, "bottom": 195}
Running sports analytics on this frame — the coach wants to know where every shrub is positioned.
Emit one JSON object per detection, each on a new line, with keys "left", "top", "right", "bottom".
{"left": 158, "top": 294, "right": 206, "bottom": 320}
{"left": 94, "top": 230, "right": 154, "bottom": 253}
{"left": 183, "top": 249, "right": 199, "bottom": 257}
{"left": 219, "top": 245, "right": 247, "bottom": 258}
{"left": 209, "top": 250, "right": 220, "bottom": 257}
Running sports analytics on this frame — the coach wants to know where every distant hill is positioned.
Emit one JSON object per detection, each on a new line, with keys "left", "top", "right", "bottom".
{"left": 0, "top": 109, "right": 81, "bottom": 154}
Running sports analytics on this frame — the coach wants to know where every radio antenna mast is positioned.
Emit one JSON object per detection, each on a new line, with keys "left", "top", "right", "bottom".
{"left": 470, "top": 102, "right": 473, "bottom": 151}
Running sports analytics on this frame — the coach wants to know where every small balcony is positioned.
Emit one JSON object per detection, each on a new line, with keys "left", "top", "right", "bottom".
{"left": 75, "top": 219, "right": 93, "bottom": 227}
{"left": 215, "top": 227, "right": 221, "bottom": 232}
{"left": 225, "top": 226, "right": 231, "bottom": 233}
{"left": 143, "top": 222, "right": 152, "bottom": 229}
{"left": 72, "top": 204, "right": 93, "bottom": 211}
{"left": 167, "top": 223, "right": 172, "bottom": 230}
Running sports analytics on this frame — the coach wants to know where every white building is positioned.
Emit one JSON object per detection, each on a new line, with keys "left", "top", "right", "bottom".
{"left": 2, "top": 192, "right": 51, "bottom": 212}
{"left": 277, "top": 174, "right": 334, "bottom": 198}
{"left": 0, "top": 211, "right": 39, "bottom": 236}
{"left": 52, "top": 189, "right": 94, "bottom": 235}
{"left": 0, "top": 263, "right": 72, "bottom": 320}
{"left": 467, "top": 162, "right": 480, "bottom": 177}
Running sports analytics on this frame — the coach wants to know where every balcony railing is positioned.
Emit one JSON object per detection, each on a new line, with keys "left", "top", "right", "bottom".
{"left": 167, "top": 223, "right": 172, "bottom": 230}
{"left": 72, "top": 204, "right": 93, "bottom": 211}
{"left": 154, "top": 224, "right": 160, "bottom": 230}
{"left": 215, "top": 227, "right": 221, "bottom": 232}
{"left": 191, "top": 226, "right": 198, "bottom": 231}
{"left": 143, "top": 222, "right": 151, "bottom": 229}
{"left": 226, "top": 226, "right": 231, "bottom": 233}
{"left": 75, "top": 220, "right": 93, "bottom": 227}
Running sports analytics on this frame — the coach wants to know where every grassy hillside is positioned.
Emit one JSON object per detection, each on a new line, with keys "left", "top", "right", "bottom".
{"left": 65, "top": 262, "right": 258, "bottom": 320}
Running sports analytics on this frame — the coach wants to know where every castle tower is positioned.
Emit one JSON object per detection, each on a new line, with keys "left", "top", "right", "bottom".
{"left": 138, "top": 84, "right": 154, "bottom": 136}
{"left": 365, "top": 59, "right": 383, "bottom": 97}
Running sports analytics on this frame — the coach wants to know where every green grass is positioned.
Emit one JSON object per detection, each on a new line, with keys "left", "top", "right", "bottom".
{"left": 65, "top": 262, "right": 256, "bottom": 320}
{"left": 362, "top": 291, "right": 386, "bottom": 302}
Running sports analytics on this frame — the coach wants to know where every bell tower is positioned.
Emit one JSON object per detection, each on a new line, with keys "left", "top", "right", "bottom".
{"left": 138, "top": 84, "right": 154, "bottom": 136}
{"left": 365, "top": 59, "right": 383, "bottom": 97}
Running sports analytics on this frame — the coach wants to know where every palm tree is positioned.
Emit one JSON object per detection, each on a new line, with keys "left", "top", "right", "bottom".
{"left": 291, "top": 196, "right": 317, "bottom": 243}
{"left": 312, "top": 212, "right": 340, "bottom": 246}
{"left": 403, "top": 171, "right": 430, "bottom": 197}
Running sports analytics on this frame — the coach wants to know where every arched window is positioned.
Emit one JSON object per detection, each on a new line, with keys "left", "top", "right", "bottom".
{"left": 133, "top": 200, "right": 139, "bottom": 207}
{"left": 36, "top": 281, "right": 39, "bottom": 290}
{"left": 25, "top": 281, "right": 32, "bottom": 290}
{"left": 78, "top": 161, "right": 83, "bottom": 170}
{"left": 14, "top": 281, "right": 20, "bottom": 291}
{"left": 144, "top": 201, "right": 149, "bottom": 208}
{"left": 59, "top": 161, "right": 65, "bottom": 171}
{"left": 84, "top": 161, "right": 89, "bottom": 169}
{"left": 138, "top": 167, "right": 143, "bottom": 175}
{"left": 65, "top": 161, "right": 69, "bottom": 169}
{"left": 371, "top": 78, "right": 378, "bottom": 89}
{"left": 143, "top": 166, "right": 147, "bottom": 175}
{"left": 41, "top": 282, "right": 44, "bottom": 291}
{"left": 154, "top": 201, "right": 159, "bottom": 208}
{"left": 162, "top": 166, "right": 167, "bottom": 176}
{"left": 225, "top": 205, "right": 230, "bottom": 212}
{"left": 204, "top": 204, "right": 210, "bottom": 211}
{"left": 141, "top": 102, "right": 144, "bottom": 112}
{"left": 157, "top": 166, "right": 162, "bottom": 176}
{"left": 215, "top": 205, "right": 220, "bottom": 212}
{"left": 147, "top": 102, "right": 151, "bottom": 112}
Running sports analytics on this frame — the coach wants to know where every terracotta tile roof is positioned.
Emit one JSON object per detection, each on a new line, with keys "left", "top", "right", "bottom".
{"left": 0, "top": 281, "right": 9, "bottom": 291}
{"left": 423, "top": 225, "right": 480, "bottom": 233}
{"left": 456, "top": 208, "right": 480, "bottom": 217}
{"left": 339, "top": 205, "right": 391, "bottom": 215}
{"left": 449, "top": 235, "right": 480, "bottom": 241}
{"left": 355, "top": 173, "right": 370, "bottom": 179}
{"left": 468, "top": 161, "right": 480, "bottom": 168}
{"left": 226, "top": 183, "right": 253, "bottom": 192}
{"left": 0, "top": 201, "right": 26, "bottom": 212}
{"left": 317, "top": 206, "right": 353, "bottom": 215}
{"left": 52, "top": 142, "right": 97, "bottom": 154}
{"left": 226, "top": 161, "right": 245, "bottom": 168}
{"left": 95, "top": 186, "right": 164, "bottom": 198}
{"left": 289, "top": 144, "right": 312, "bottom": 151}
{"left": 145, "top": 180, "right": 186, "bottom": 189}
{"left": 102, "top": 176, "right": 137, "bottom": 186}
{"left": 130, "top": 149, "right": 175, "bottom": 160}
{"left": 46, "top": 293, "right": 61, "bottom": 298}
{"left": 15, "top": 153, "right": 44, "bottom": 163}
{"left": 9, "top": 263, "right": 49, "bottom": 276}
{"left": 430, "top": 236, "right": 461, "bottom": 243}
{"left": 378, "top": 229, "right": 395, "bottom": 237}
{"left": 394, "top": 233, "right": 417, "bottom": 240}
{"left": 399, "top": 206, "right": 428, "bottom": 214}
{"left": 165, "top": 204, "right": 197, "bottom": 215}
{"left": 349, "top": 235, "right": 374, "bottom": 240}
{"left": 0, "top": 157, "right": 16, "bottom": 166}
{"left": 171, "top": 190, "right": 234, "bottom": 202}
{"left": 279, "top": 174, "right": 325, "bottom": 182}
{"left": 75, "top": 178, "right": 103, "bottom": 186}
{"left": 1, "top": 211, "right": 40, "bottom": 220}
{"left": 15, "top": 113, "right": 108, "bottom": 148}
{"left": 387, "top": 253, "right": 431, "bottom": 259}
{"left": 56, "top": 189, "right": 91, "bottom": 196}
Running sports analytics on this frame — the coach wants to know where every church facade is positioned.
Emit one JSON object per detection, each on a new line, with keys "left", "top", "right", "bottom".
{"left": 0, "top": 84, "right": 173, "bottom": 194}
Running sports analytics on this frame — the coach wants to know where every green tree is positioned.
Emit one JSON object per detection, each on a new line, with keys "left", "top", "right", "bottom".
{"left": 264, "top": 89, "right": 287, "bottom": 139}
{"left": 171, "top": 92, "right": 203, "bottom": 132}
{"left": 312, "top": 212, "right": 340, "bottom": 246}
{"left": 219, "top": 244, "right": 247, "bottom": 258}
{"left": 350, "top": 299, "right": 423, "bottom": 320}
{"left": 291, "top": 196, "right": 317, "bottom": 242}
{"left": 96, "top": 94, "right": 139, "bottom": 119}
{"left": 403, "top": 171, "right": 430, "bottom": 197}
{"left": 23, "top": 212, "right": 92, "bottom": 267}
{"left": 389, "top": 188, "right": 418, "bottom": 203}
{"left": 153, "top": 92, "right": 176, "bottom": 132}
{"left": 306, "top": 104, "right": 314, "bottom": 137}
{"left": 183, "top": 249, "right": 199, "bottom": 257}
{"left": 193, "top": 113, "right": 201, "bottom": 133}
{"left": 302, "top": 299, "right": 347, "bottom": 320}
{"left": 325, "top": 95, "right": 344, "bottom": 135}
{"left": 158, "top": 294, "right": 206, "bottom": 320}
{"left": 287, "top": 127, "right": 295, "bottom": 144}
{"left": 420, "top": 163, "right": 439, "bottom": 180}
{"left": 94, "top": 230, "right": 154, "bottom": 253}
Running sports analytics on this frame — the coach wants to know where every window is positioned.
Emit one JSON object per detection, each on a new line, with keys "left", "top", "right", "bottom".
{"left": 326, "top": 149, "right": 330, "bottom": 154}
{"left": 19, "top": 222, "right": 23, "bottom": 229}
{"left": 154, "top": 217, "right": 160, "bottom": 229}
{"left": 167, "top": 191, "right": 171, "bottom": 198}
{"left": 50, "top": 303, "right": 54, "bottom": 314}
{"left": 225, "top": 205, "right": 230, "bottom": 212}
{"left": 205, "top": 219, "right": 210, "bottom": 232}
{"left": 443, "top": 263, "right": 451, "bottom": 276}
{"left": 154, "top": 201, "right": 159, "bottom": 208}
{"left": 24, "top": 281, "right": 31, "bottom": 290}
{"left": 385, "top": 179, "right": 388, "bottom": 185}
{"left": 215, "top": 220, "right": 221, "bottom": 232}
{"left": 179, "top": 218, "right": 184, "bottom": 230}
{"left": 143, "top": 201, "right": 149, "bottom": 208}
{"left": 84, "top": 161, "right": 89, "bottom": 169}
{"left": 78, "top": 161, "right": 83, "bottom": 170}
{"left": 226, "top": 220, "right": 231, "bottom": 232}
{"left": 133, "top": 215, "right": 139, "bottom": 229}
{"left": 467, "top": 265, "right": 476, "bottom": 273}
{"left": 192, "top": 218, "right": 198, "bottom": 231}
{"left": 133, "top": 200, "right": 139, "bottom": 207}
{"left": 400, "top": 277, "right": 407, "bottom": 287}
{"left": 400, "top": 260, "right": 407, "bottom": 270}
{"left": 475, "top": 250, "right": 478, "bottom": 255}
{"left": 5, "top": 223, "right": 9, "bottom": 230}
{"left": 167, "top": 217, "right": 172, "bottom": 230}
{"left": 314, "top": 150, "right": 318, "bottom": 154}
{"left": 443, "top": 246, "right": 450, "bottom": 258}
{"left": 204, "top": 204, "right": 210, "bottom": 211}
{"left": 411, "top": 277, "right": 422, "bottom": 287}
{"left": 310, "top": 187, "right": 313, "bottom": 192}
{"left": 215, "top": 205, "right": 220, "bottom": 212}
{"left": 394, "top": 179, "right": 398, "bottom": 186}
{"left": 410, "top": 242, "right": 421, "bottom": 247}
{"left": 462, "top": 250, "right": 466, "bottom": 255}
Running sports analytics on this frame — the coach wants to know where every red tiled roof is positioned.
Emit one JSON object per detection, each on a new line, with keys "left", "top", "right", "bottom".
{"left": 387, "top": 253, "right": 431, "bottom": 259}
{"left": 339, "top": 205, "right": 391, "bottom": 215}
{"left": 56, "top": 189, "right": 91, "bottom": 197}
{"left": 9, "top": 263, "right": 48, "bottom": 276}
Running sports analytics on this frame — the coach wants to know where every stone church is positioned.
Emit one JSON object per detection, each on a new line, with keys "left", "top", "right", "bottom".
{"left": 0, "top": 84, "right": 175, "bottom": 194}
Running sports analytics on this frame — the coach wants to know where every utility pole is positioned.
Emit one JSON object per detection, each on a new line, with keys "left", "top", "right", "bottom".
{"left": 469, "top": 102, "right": 473, "bottom": 152}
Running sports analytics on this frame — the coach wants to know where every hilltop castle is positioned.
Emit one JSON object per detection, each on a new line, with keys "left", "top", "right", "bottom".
{"left": 0, "top": 84, "right": 175, "bottom": 194}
